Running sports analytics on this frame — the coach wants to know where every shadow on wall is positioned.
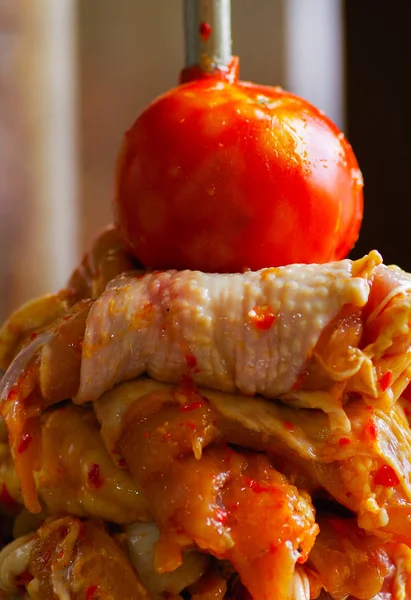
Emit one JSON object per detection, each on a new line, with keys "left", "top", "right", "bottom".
{"left": 345, "top": 2, "right": 411, "bottom": 271}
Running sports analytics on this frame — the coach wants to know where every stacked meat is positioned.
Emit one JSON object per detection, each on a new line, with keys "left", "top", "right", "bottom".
{"left": 1, "top": 227, "right": 411, "bottom": 599}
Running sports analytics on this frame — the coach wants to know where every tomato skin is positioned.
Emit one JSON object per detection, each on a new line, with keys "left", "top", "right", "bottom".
{"left": 114, "top": 78, "right": 363, "bottom": 272}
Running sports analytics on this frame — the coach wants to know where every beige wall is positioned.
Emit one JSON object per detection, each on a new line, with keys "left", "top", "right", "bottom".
{"left": 0, "top": 1, "right": 78, "bottom": 319}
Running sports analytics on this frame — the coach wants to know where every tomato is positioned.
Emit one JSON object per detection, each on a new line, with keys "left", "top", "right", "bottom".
{"left": 113, "top": 78, "right": 363, "bottom": 272}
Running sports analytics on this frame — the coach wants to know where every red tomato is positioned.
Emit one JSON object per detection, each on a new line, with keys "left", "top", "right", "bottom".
{"left": 113, "top": 78, "right": 363, "bottom": 272}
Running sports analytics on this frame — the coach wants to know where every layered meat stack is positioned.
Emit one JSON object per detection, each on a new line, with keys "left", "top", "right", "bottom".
{"left": 1, "top": 227, "right": 411, "bottom": 599}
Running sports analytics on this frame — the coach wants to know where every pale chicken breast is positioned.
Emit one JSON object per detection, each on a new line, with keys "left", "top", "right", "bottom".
{"left": 75, "top": 256, "right": 372, "bottom": 404}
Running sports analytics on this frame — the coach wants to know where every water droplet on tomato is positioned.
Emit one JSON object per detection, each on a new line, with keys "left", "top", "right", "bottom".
{"left": 351, "top": 168, "right": 364, "bottom": 187}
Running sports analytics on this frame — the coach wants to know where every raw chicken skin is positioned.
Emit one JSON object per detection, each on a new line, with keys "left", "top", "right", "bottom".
{"left": 76, "top": 258, "right": 371, "bottom": 403}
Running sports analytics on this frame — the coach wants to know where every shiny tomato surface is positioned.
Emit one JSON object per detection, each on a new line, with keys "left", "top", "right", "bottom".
{"left": 114, "top": 78, "right": 363, "bottom": 272}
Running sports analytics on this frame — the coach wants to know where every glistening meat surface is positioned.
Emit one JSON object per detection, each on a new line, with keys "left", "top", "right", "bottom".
{"left": 95, "top": 378, "right": 411, "bottom": 544}
{"left": 2, "top": 236, "right": 411, "bottom": 597}
{"left": 75, "top": 255, "right": 372, "bottom": 403}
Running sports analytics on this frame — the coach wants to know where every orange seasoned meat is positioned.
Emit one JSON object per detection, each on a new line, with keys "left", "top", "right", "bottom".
{"left": 28, "top": 517, "right": 149, "bottom": 600}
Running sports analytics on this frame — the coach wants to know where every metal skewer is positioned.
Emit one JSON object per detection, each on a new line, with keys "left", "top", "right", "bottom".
{"left": 183, "top": 0, "right": 232, "bottom": 73}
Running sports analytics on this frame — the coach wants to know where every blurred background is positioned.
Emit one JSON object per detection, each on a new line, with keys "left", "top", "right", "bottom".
{"left": 0, "top": 0, "right": 410, "bottom": 322}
